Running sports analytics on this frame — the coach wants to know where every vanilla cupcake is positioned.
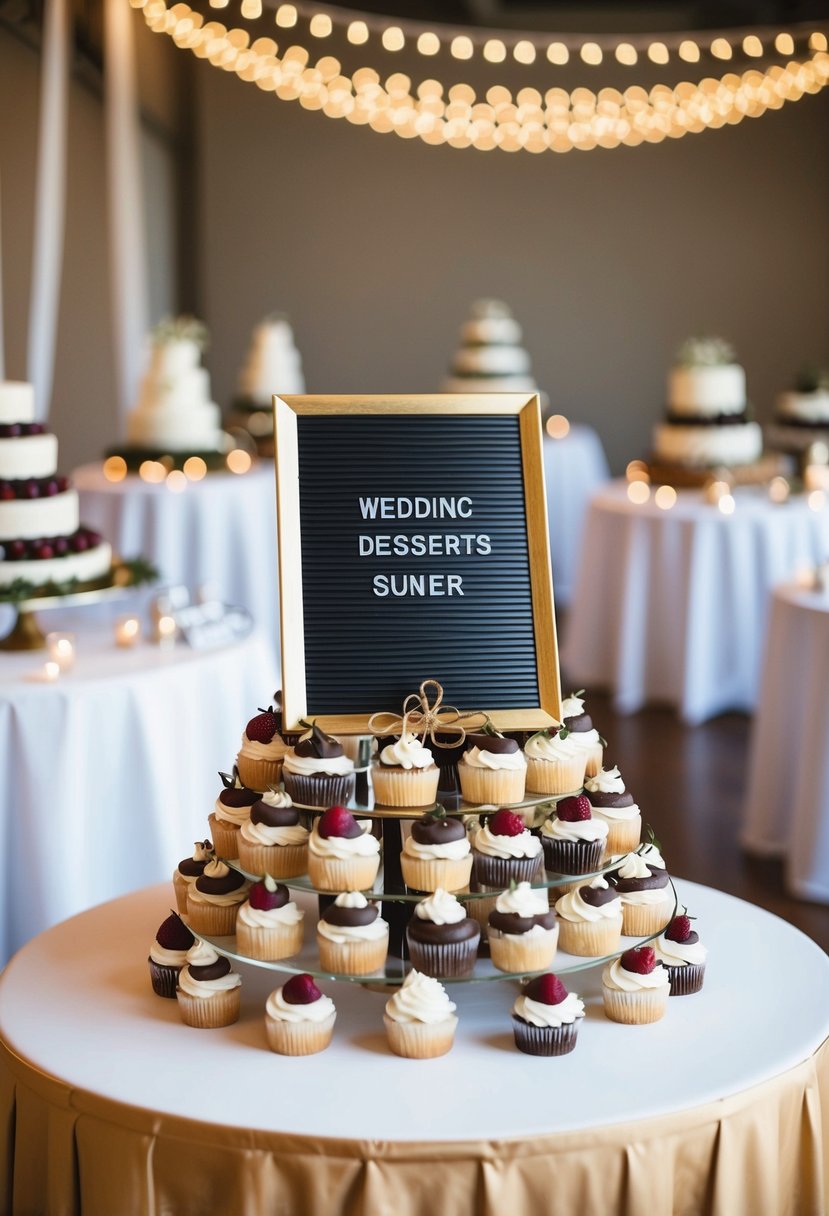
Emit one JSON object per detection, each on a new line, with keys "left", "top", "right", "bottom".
{"left": 540, "top": 794, "right": 608, "bottom": 876}
{"left": 512, "top": 973, "right": 585, "bottom": 1056}
{"left": 471, "top": 808, "right": 543, "bottom": 888}
{"left": 524, "top": 727, "right": 587, "bottom": 795}
{"left": 584, "top": 766, "right": 642, "bottom": 856}
{"left": 488, "top": 882, "right": 559, "bottom": 974}
{"left": 371, "top": 732, "right": 439, "bottom": 807}
{"left": 236, "top": 705, "right": 289, "bottom": 791}
{"left": 282, "top": 722, "right": 356, "bottom": 809}
{"left": 235, "top": 876, "right": 304, "bottom": 960}
{"left": 307, "top": 805, "right": 380, "bottom": 892}
{"left": 561, "top": 691, "right": 604, "bottom": 777}
{"left": 612, "top": 846, "right": 673, "bottom": 937}
{"left": 406, "top": 888, "right": 480, "bottom": 978}
{"left": 237, "top": 790, "right": 309, "bottom": 879}
{"left": 602, "top": 945, "right": 670, "bottom": 1024}
{"left": 400, "top": 808, "right": 472, "bottom": 892}
{"left": 265, "top": 973, "right": 337, "bottom": 1055}
{"left": 186, "top": 858, "right": 250, "bottom": 936}
{"left": 317, "top": 891, "right": 389, "bottom": 975}
{"left": 383, "top": 970, "right": 458, "bottom": 1059}
{"left": 653, "top": 911, "right": 707, "bottom": 996}
{"left": 457, "top": 727, "right": 527, "bottom": 805}
{"left": 173, "top": 839, "right": 214, "bottom": 915}
{"left": 176, "top": 939, "right": 241, "bottom": 1028}
{"left": 555, "top": 877, "right": 623, "bottom": 957}
{"left": 209, "top": 769, "right": 260, "bottom": 859}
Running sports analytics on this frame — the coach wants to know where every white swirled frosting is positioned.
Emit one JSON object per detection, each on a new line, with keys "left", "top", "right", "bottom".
{"left": 149, "top": 941, "right": 190, "bottom": 967}
{"left": 462, "top": 746, "right": 527, "bottom": 771}
{"left": 213, "top": 798, "right": 252, "bottom": 827}
{"left": 308, "top": 820, "right": 380, "bottom": 860}
{"left": 556, "top": 877, "right": 621, "bottom": 923}
{"left": 266, "top": 986, "right": 336, "bottom": 1023}
{"left": 513, "top": 991, "right": 584, "bottom": 1027}
{"left": 283, "top": 749, "right": 355, "bottom": 777}
{"left": 188, "top": 859, "right": 248, "bottom": 906}
{"left": 616, "top": 848, "right": 666, "bottom": 880}
{"left": 474, "top": 823, "right": 542, "bottom": 860}
{"left": 602, "top": 957, "right": 669, "bottom": 992}
{"left": 240, "top": 817, "right": 309, "bottom": 848}
{"left": 414, "top": 888, "right": 467, "bottom": 925}
{"left": 403, "top": 830, "right": 470, "bottom": 862}
{"left": 494, "top": 882, "right": 548, "bottom": 918}
{"left": 178, "top": 941, "right": 241, "bottom": 997}
{"left": 238, "top": 732, "right": 288, "bottom": 762}
{"left": 317, "top": 892, "right": 389, "bottom": 944}
{"left": 237, "top": 898, "right": 303, "bottom": 929}
{"left": 385, "top": 970, "right": 457, "bottom": 1024}
{"left": 653, "top": 933, "right": 707, "bottom": 968}
{"left": 525, "top": 731, "right": 581, "bottom": 762}
{"left": 541, "top": 815, "right": 608, "bottom": 845}
{"left": 585, "top": 767, "right": 625, "bottom": 795}
{"left": 378, "top": 734, "right": 435, "bottom": 770}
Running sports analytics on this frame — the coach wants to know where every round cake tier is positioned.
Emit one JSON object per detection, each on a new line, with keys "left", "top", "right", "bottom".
{"left": 667, "top": 364, "right": 746, "bottom": 417}
{"left": 0, "top": 488, "right": 78, "bottom": 541}
{"left": 125, "top": 401, "right": 223, "bottom": 452}
{"left": 442, "top": 374, "right": 537, "bottom": 394}
{"left": 652, "top": 420, "right": 762, "bottom": 468}
{"left": 460, "top": 316, "right": 522, "bottom": 346}
{"left": 0, "top": 433, "right": 58, "bottom": 480}
{"left": 0, "top": 539, "right": 112, "bottom": 589}
{"left": 452, "top": 345, "right": 531, "bottom": 377}
{"left": 0, "top": 381, "right": 35, "bottom": 424}
{"left": 776, "top": 390, "right": 829, "bottom": 426}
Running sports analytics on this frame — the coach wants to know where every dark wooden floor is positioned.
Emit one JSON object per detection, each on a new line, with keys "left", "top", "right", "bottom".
{"left": 583, "top": 688, "right": 829, "bottom": 952}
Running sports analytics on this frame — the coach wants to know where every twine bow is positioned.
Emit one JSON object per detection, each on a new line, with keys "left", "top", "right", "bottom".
{"left": 367, "top": 679, "right": 487, "bottom": 750}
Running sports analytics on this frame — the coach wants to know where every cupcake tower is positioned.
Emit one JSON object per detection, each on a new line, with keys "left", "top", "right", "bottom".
{"left": 150, "top": 686, "right": 707, "bottom": 1056}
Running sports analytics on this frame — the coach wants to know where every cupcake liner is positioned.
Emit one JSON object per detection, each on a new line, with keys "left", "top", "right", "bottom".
{"left": 620, "top": 896, "right": 674, "bottom": 938}
{"left": 472, "top": 851, "right": 544, "bottom": 888}
{"left": 457, "top": 763, "right": 527, "bottom": 807}
{"left": 405, "top": 931, "right": 480, "bottom": 978}
{"left": 525, "top": 755, "right": 587, "bottom": 796}
{"left": 601, "top": 816, "right": 643, "bottom": 859}
{"left": 148, "top": 958, "right": 180, "bottom": 999}
{"left": 556, "top": 915, "right": 623, "bottom": 958}
{"left": 400, "top": 853, "right": 472, "bottom": 894}
{"left": 237, "top": 839, "right": 308, "bottom": 880}
{"left": 666, "top": 962, "right": 705, "bottom": 996}
{"left": 283, "top": 772, "right": 356, "bottom": 810}
{"left": 235, "top": 754, "right": 285, "bottom": 792}
{"left": 173, "top": 872, "right": 191, "bottom": 916}
{"left": 185, "top": 896, "right": 242, "bottom": 937}
{"left": 317, "top": 933, "right": 389, "bottom": 976}
{"left": 307, "top": 853, "right": 380, "bottom": 893}
{"left": 208, "top": 814, "right": 243, "bottom": 861}
{"left": 371, "top": 765, "right": 440, "bottom": 808}
{"left": 512, "top": 1016, "right": 579, "bottom": 1056}
{"left": 383, "top": 1013, "right": 458, "bottom": 1059}
{"left": 583, "top": 743, "right": 604, "bottom": 779}
{"left": 542, "top": 837, "right": 604, "bottom": 878}
{"left": 265, "top": 1011, "right": 336, "bottom": 1055}
{"left": 602, "top": 984, "right": 669, "bottom": 1025}
{"left": 176, "top": 986, "right": 241, "bottom": 1028}
{"left": 488, "top": 927, "right": 558, "bottom": 974}
{"left": 235, "top": 918, "right": 304, "bottom": 961}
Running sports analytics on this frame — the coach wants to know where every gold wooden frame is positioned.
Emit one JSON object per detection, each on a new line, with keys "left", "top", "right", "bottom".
{"left": 273, "top": 394, "right": 561, "bottom": 733}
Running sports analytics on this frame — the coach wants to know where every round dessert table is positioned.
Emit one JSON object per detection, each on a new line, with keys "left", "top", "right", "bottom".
{"left": 73, "top": 461, "right": 279, "bottom": 639}
{"left": 0, "top": 626, "right": 278, "bottom": 965}
{"left": 562, "top": 479, "right": 829, "bottom": 724}
{"left": 2, "top": 880, "right": 828, "bottom": 1216}
{"left": 543, "top": 424, "right": 609, "bottom": 607}
{"left": 742, "top": 581, "right": 829, "bottom": 901}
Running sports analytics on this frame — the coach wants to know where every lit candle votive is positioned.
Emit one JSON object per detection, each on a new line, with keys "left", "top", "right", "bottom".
{"left": 115, "top": 615, "right": 141, "bottom": 648}
{"left": 46, "top": 632, "right": 75, "bottom": 672}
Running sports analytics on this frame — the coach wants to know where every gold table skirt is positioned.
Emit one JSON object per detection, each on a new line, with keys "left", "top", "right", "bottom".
{"left": 2, "top": 1034, "right": 828, "bottom": 1216}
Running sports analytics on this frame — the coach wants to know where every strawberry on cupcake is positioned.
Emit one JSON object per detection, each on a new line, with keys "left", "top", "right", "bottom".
{"left": 235, "top": 704, "right": 288, "bottom": 791}
{"left": 235, "top": 875, "right": 304, "bottom": 961}
{"left": 265, "top": 973, "right": 337, "bottom": 1055}
{"left": 653, "top": 909, "right": 707, "bottom": 996}
{"left": 512, "top": 972, "right": 585, "bottom": 1055}
{"left": 148, "top": 912, "right": 195, "bottom": 998}
{"left": 471, "top": 808, "right": 544, "bottom": 889}
{"left": 540, "top": 794, "right": 608, "bottom": 877}
{"left": 307, "top": 805, "right": 380, "bottom": 893}
{"left": 602, "top": 944, "right": 670, "bottom": 1024}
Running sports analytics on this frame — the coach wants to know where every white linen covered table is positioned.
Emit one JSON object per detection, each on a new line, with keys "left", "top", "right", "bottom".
{"left": 742, "top": 582, "right": 829, "bottom": 901}
{"left": 562, "top": 480, "right": 829, "bottom": 723}
{"left": 0, "top": 627, "right": 278, "bottom": 964}
{"left": 74, "top": 461, "right": 279, "bottom": 637}
{"left": 543, "top": 425, "right": 609, "bottom": 606}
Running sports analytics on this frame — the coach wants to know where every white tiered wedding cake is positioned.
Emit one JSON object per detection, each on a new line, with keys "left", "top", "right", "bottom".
{"left": 443, "top": 300, "right": 538, "bottom": 394}
{"left": 767, "top": 366, "right": 829, "bottom": 455}
{"left": 228, "top": 316, "right": 305, "bottom": 453}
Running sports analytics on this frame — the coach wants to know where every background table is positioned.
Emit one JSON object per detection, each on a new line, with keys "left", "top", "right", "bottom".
{"left": 543, "top": 425, "right": 609, "bottom": 607}
{"left": 74, "top": 461, "right": 279, "bottom": 639}
{"left": 742, "top": 582, "right": 829, "bottom": 901}
{"left": 562, "top": 480, "right": 829, "bottom": 723}
{"left": 0, "top": 626, "right": 278, "bottom": 964}
{"left": 2, "top": 880, "right": 828, "bottom": 1216}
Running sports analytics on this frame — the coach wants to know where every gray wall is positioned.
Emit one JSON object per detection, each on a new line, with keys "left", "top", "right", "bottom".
{"left": 196, "top": 46, "right": 829, "bottom": 473}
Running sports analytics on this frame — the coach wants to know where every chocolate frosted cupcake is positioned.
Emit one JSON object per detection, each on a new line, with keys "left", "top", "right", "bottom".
{"left": 653, "top": 910, "right": 707, "bottom": 996}
{"left": 208, "top": 768, "right": 260, "bottom": 859}
{"left": 584, "top": 766, "right": 642, "bottom": 856}
{"left": 406, "top": 888, "right": 480, "bottom": 977}
{"left": 540, "top": 794, "right": 608, "bottom": 876}
{"left": 512, "top": 973, "right": 585, "bottom": 1056}
{"left": 561, "top": 690, "right": 604, "bottom": 778}
{"left": 471, "top": 808, "right": 544, "bottom": 888}
{"left": 173, "top": 839, "right": 214, "bottom": 914}
{"left": 176, "top": 939, "right": 242, "bottom": 1028}
{"left": 401, "top": 807, "right": 472, "bottom": 893}
{"left": 148, "top": 913, "right": 195, "bottom": 998}
{"left": 186, "top": 858, "right": 250, "bottom": 936}
{"left": 317, "top": 891, "right": 389, "bottom": 975}
{"left": 371, "top": 732, "right": 439, "bottom": 807}
{"left": 555, "top": 877, "right": 623, "bottom": 957}
{"left": 237, "top": 790, "right": 309, "bottom": 878}
{"left": 282, "top": 722, "right": 356, "bottom": 809}
{"left": 457, "top": 725, "right": 527, "bottom": 806}
{"left": 612, "top": 845, "right": 673, "bottom": 937}
{"left": 488, "top": 882, "right": 558, "bottom": 973}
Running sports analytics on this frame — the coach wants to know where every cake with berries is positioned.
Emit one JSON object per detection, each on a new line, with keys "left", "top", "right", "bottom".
{"left": 176, "top": 938, "right": 242, "bottom": 1028}
{"left": 316, "top": 891, "right": 390, "bottom": 976}
{"left": 524, "top": 727, "right": 586, "bottom": 796}
{"left": 456, "top": 724, "right": 527, "bottom": 806}
{"left": 282, "top": 722, "right": 356, "bottom": 809}
{"left": 307, "top": 805, "right": 380, "bottom": 892}
{"left": 371, "top": 731, "right": 439, "bottom": 807}
{"left": 443, "top": 300, "right": 538, "bottom": 395}
{"left": 383, "top": 970, "right": 458, "bottom": 1059}
{"left": 0, "top": 380, "right": 112, "bottom": 590}
{"left": 235, "top": 705, "right": 288, "bottom": 792}
{"left": 540, "top": 794, "right": 608, "bottom": 877}
{"left": 602, "top": 945, "right": 670, "bottom": 1024}
{"left": 584, "top": 766, "right": 642, "bottom": 857}
{"left": 148, "top": 912, "right": 195, "bottom": 998}
{"left": 511, "top": 973, "right": 585, "bottom": 1056}
{"left": 265, "top": 973, "right": 337, "bottom": 1056}
{"left": 554, "top": 876, "right": 623, "bottom": 957}
{"left": 471, "top": 808, "right": 543, "bottom": 889}
{"left": 400, "top": 807, "right": 472, "bottom": 893}
{"left": 237, "top": 789, "right": 309, "bottom": 879}
{"left": 235, "top": 875, "right": 304, "bottom": 961}
{"left": 208, "top": 768, "right": 260, "bottom": 858}
{"left": 488, "top": 881, "right": 558, "bottom": 974}
{"left": 653, "top": 909, "right": 707, "bottom": 996}
{"left": 405, "top": 888, "right": 480, "bottom": 978}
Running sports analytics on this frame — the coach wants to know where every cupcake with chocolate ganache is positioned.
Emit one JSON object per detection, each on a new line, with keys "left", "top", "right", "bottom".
{"left": 401, "top": 806, "right": 472, "bottom": 893}
{"left": 282, "top": 722, "right": 356, "bottom": 809}
{"left": 186, "top": 858, "right": 250, "bottom": 936}
{"left": 561, "top": 690, "right": 604, "bottom": 777}
{"left": 372, "top": 731, "right": 439, "bottom": 807}
{"left": 472, "top": 808, "right": 543, "bottom": 889}
{"left": 173, "top": 839, "right": 214, "bottom": 915}
{"left": 209, "top": 768, "right": 260, "bottom": 858}
{"left": 237, "top": 789, "right": 309, "bottom": 879}
{"left": 406, "top": 888, "right": 480, "bottom": 977}
{"left": 265, "top": 973, "right": 337, "bottom": 1056}
{"left": 612, "top": 843, "right": 673, "bottom": 937}
{"left": 555, "top": 876, "right": 623, "bottom": 957}
{"left": 584, "top": 765, "right": 642, "bottom": 857}
{"left": 176, "top": 939, "right": 241, "bottom": 1028}
{"left": 540, "top": 794, "right": 608, "bottom": 877}
{"left": 148, "top": 913, "right": 195, "bottom": 998}
{"left": 307, "top": 805, "right": 380, "bottom": 892}
{"left": 653, "top": 910, "right": 707, "bottom": 996}
{"left": 236, "top": 704, "right": 288, "bottom": 791}
{"left": 457, "top": 722, "right": 527, "bottom": 806}
{"left": 236, "top": 875, "right": 304, "bottom": 961}
{"left": 512, "top": 973, "right": 585, "bottom": 1056}
{"left": 317, "top": 891, "right": 389, "bottom": 975}
{"left": 488, "top": 881, "right": 558, "bottom": 973}
{"left": 524, "top": 726, "right": 586, "bottom": 795}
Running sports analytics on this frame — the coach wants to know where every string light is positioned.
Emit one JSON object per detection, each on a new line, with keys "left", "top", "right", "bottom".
{"left": 382, "top": 26, "right": 404, "bottom": 52}
{"left": 274, "top": 4, "right": 296, "bottom": 27}
{"left": 451, "top": 35, "right": 473, "bottom": 60}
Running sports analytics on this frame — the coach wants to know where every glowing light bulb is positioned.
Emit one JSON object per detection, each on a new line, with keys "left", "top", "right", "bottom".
{"left": 274, "top": 4, "right": 296, "bottom": 28}
{"left": 183, "top": 456, "right": 207, "bottom": 481}
{"left": 809, "top": 32, "right": 828, "bottom": 52}
{"left": 103, "top": 455, "right": 128, "bottom": 482}
{"left": 514, "top": 40, "right": 536, "bottom": 65}
{"left": 166, "top": 469, "right": 188, "bottom": 493}
{"left": 450, "top": 35, "right": 473, "bottom": 59}
{"left": 809, "top": 489, "right": 827, "bottom": 511}
{"left": 775, "top": 32, "right": 795, "bottom": 56}
{"left": 743, "top": 35, "right": 763, "bottom": 57}
{"left": 417, "top": 31, "right": 440, "bottom": 56}
{"left": 654, "top": 484, "right": 677, "bottom": 510}
{"left": 626, "top": 459, "right": 650, "bottom": 483}
{"left": 547, "top": 42, "right": 569, "bottom": 65}
{"left": 768, "top": 476, "right": 790, "bottom": 503}
{"left": 139, "top": 460, "right": 166, "bottom": 484}
{"left": 484, "top": 39, "right": 506, "bottom": 63}
{"left": 718, "top": 493, "right": 736, "bottom": 515}
{"left": 240, "top": 0, "right": 260, "bottom": 18}
{"left": 347, "top": 21, "right": 369, "bottom": 46}
{"left": 679, "top": 40, "right": 700, "bottom": 63}
{"left": 309, "top": 13, "right": 331, "bottom": 37}
{"left": 382, "top": 26, "right": 404, "bottom": 52}
{"left": 615, "top": 43, "right": 637, "bottom": 65}
{"left": 711, "top": 38, "right": 732, "bottom": 60}
{"left": 627, "top": 480, "right": 650, "bottom": 504}
{"left": 581, "top": 42, "right": 602, "bottom": 65}
{"left": 546, "top": 414, "right": 570, "bottom": 439}
{"left": 227, "top": 449, "right": 253, "bottom": 474}
{"left": 647, "top": 42, "right": 669, "bottom": 64}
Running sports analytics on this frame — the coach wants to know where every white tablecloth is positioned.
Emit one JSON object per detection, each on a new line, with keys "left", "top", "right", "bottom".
{"left": 0, "top": 627, "right": 278, "bottom": 964}
{"left": 543, "top": 425, "right": 609, "bottom": 606}
{"left": 742, "top": 582, "right": 829, "bottom": 902}
{"left": 562, "top": 481, "right": 829, "bottom": 724}
{"left": 74, "top": 461, "right": 279, "bottom": 639}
